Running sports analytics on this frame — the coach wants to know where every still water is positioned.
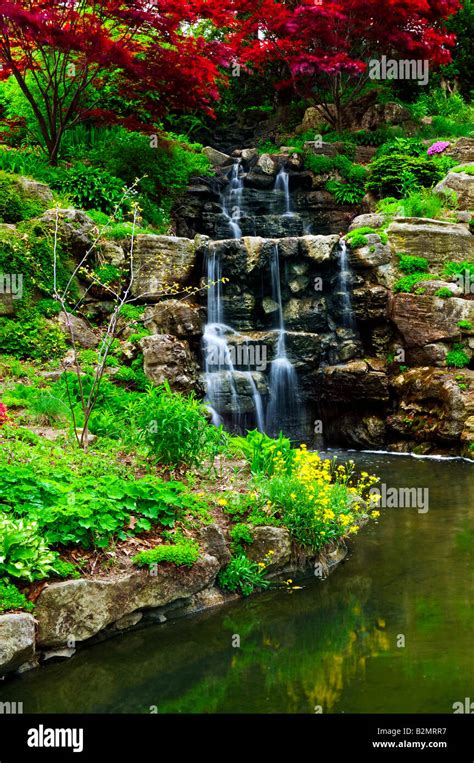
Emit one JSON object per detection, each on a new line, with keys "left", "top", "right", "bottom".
{"left": 1, "top": 452, "right": 473, "bottom": 714}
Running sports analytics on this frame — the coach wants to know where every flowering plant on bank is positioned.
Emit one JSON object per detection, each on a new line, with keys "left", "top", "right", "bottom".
{"left": 427, "top": 141, "right": 450, "bottom": 156}
{"left": 0, "top": 403, "right": 8, "bottom": 425}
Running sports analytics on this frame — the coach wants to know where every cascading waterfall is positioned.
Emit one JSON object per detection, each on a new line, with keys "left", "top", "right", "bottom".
{"left": 274, "top": 167, "right": 294, "bottom": 217}
{"left": 265, "top": 244, "right": 300, "bottom": 436}
{"left": 220, "top": 160, "right": 244, "bottom": 238}
{"left": 338, "top": 239, "right": 354, "bottom": 328}
{"left": 203, "top": 246, "right": 265, "bottom": 432}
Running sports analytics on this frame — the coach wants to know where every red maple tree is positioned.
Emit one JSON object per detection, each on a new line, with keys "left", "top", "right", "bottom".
{"left": 0, "top": 0, "right": 233, "bottom": 163}
{"left": 236, "top": 0, "right": 461, "bottom": 130}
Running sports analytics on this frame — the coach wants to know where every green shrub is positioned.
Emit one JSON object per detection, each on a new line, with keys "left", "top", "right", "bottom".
{"left": 0, "top": 579, "right": 34, "bottom": 612}
{"left": 446, "top": 346, "right": 470, "bottom": 368}
{"left": 398, "top": 254, "right": 429, "bottom": 274}
{"left": 136, "top": 382, "right": 222, "bottom": 467}
{"left": 229, "top": 430, "right": 294, "bottom": 476}
{"left": 401, "top": 189, "right": 447, "bottom": 219}
{"left": 366, "top": 154, "right": 445, "bottom": 197}
{"left": 0, "top": 514, "right": 58, "bottom": 582}
{"left": 326, "top": 179, "right": 365, "bottom": 205}
{"left": 0, "top": 309, "right": 67, "bottom": 360}
{"left": 59, "top": 165, "right": 127, "bottom": 215}
{"left": 217, "top": 553, "right": 271, "bottom": 597}
{"left": 304, "top": 154, "right": 335, "bottom": 175}
{"left": 133, "top": 537, "right": 200, "bottom": 568}
{"left": 51, "top": 559, "right": 81, "bottom": 579}
{"left": 434, "top": 287, "right": 453, "bottom": 299}
{"left": 0, "top": 171, "right": 49, "bottom": 223}
{"left": 442, "top": 261, "right": 474, "bottom": 280}
{"left": 452, "top": 165, "right": 474, "bottom": 176}
{"left": 93, "top": 264, "right": 122, "bottom": 285}
{"left": 36, "top": 298, "right": 62, "bottom": 318}
{"left": 393, "top": 273, "right": 435, "bottom": 293}
{"left": 457, "top": 320, "right": 473, "bottom": 331}
{"left": 376, "top": 137, "right": 426, "bottom": 158}
{"left": 230, "top": 523, "right": 254, "bottom": 551}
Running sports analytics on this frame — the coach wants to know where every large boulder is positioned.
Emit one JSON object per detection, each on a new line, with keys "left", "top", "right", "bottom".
{"left": 318, "top": 359, "right": 389, "bottom": 402}
{"left": 17, "top": 176, "right": 53, "bottom": 206}
{"left": 446, "top": 138, "right": 474, "bottom": 165}
{"left": 389, "top": 294, "right": 474, "bottom": 348}
{"left": 0, "top": 614, "right": 36, "bottom": 675}
{"left": 387, "top": 218, "right": 473, "bottom": 266}
{"left": 140, "top": 334, "right": 200, "bottom": 394}
{"left": 143, "top": 300, "right": 203, "bottom": 337}
{"left": 131, "top": 235, "right": 197, "bottom": 299}
{"left": 39, "top": 208, "right": 96, "bottom": 256}
{"left": 435, "top": 167, "right": 474, "bottom": 211}
{"left": 58, "top": 312, "right": 99, "bottom": 349}
{"left": 245, "top": 526, "right": 292, "bottom": 572}
{"left": 300, "top": 234, "right": 339, "bottom": 263}
{"left": 35, "top": 555, "right": 220, "bottom": 647}
{"left": 202, "top": 146, "right": 233, "bottom": 167}
{"left": 388, "top": 368, "right": 474, "bottom": 444}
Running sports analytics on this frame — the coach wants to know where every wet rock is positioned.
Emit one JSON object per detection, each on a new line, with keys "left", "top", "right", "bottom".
{"left": 131, "top": 235, "right": 197, "bottom": 299}
{"left": 349, "top": 237, "right": 391, "bottom": 268}
{"left": 35, "top": 555, "right": 220, "bottom": 647}
{"left": 58, "top": 312, "right": 98, "bottom": 348}
{"left": 140, "top": 334, "right": 200, "bottom": 394}
{"left": 241, "top": 148, "right": 258, "bottom": 163}
{"left": 388, "top": 368, "right": 474, "bottom": 443}
{"left": 143, "top": 300, "right": 203, "bottom": 337}
{"left": 300, "top": 234, "right": 339, "bottom": 263}
{"left": 435, "top": 168, "right": 474, "bottom": 211}
{"left": 318, "top": 360, "right": 389, "bottom": 401}
{"left": 246, "top": 527, "right": 292, "bottom": 572}
{"left": 283, "top": 297, "right": 328, "bottom": 332}
{"left": 387, "top": 218, "right": 473, "bottom": 265}
{"left": 257, "top": 153, "right": 278, "bottom": 175}
{"left": 325, "top": 414, "right": 386, "bottom": 448}
{"left": 352, "top": 285, "right": 388, "bottom": 321}
{"left": 0, "top": 614, "right": 36, "bottom": 675}
{"left": 203, "top": 147, "right": 233, "bottom": 167}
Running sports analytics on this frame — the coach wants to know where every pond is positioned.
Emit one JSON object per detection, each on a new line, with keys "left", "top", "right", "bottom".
{"left": 1, "top": 451, "right": 473, "bottom": 714}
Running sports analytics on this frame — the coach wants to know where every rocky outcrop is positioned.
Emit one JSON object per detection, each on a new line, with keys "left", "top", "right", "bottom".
{"left": 140, "top": 334, "right": 200, "bottom": 394}
{"left": 131, "top": 235, "right": 198, "bottom": 299}
{"left": 35, "top": 554, "right": 221, "bottom": 647}
{"left": 58, "top": 312, "right": 99, "bottom": 349}
{"left": 387, "top": 218, "right": 473, "bottom": 266}
{"left": 389, "top": 294, "right": 474, "bottom": 348}
{"left": 40, "top": 208, "right": 96, "bottom": 256}
{"left": 0, "top": 614, "right": 36, "bottom": 676}
{"left": 435, "top": 167, "right": 474, "bottom": 211}
{"left": 446, "top": 137, "right": 474, "bottom": 165}
{"left": 143, "top": 300, "right": 203, "bottom": 337}
{"left": 318, "top": 359, "right": 390, "bottom": 402}
{"left": 246, "top": 527, "right": 292, "bottom": 572}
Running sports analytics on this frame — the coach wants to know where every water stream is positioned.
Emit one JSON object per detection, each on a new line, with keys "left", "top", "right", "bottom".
{"left": 5, "top": 452, "right": 472, "bottom": 713}
{"left": 274, "top": 167, "right": 293, "bottom": 217}
{"left": 338, "top": 239, "right": 354, "bottom": 328}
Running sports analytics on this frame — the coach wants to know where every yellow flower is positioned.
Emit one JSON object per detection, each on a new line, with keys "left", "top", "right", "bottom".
{"left": 290, "top": 493, "right": 297, "bottom": 500}
{"left": 217, "top": 498, "right": 228, "bottom": 506}
{"left": 349, "top": 525, "right": 359, "bottom": 534}
{"left": 371, "top": 510, "right": 380, "bottom": 518}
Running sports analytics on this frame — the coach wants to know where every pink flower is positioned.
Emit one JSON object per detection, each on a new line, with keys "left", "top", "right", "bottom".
{"left": 427, "top": 141, "right": 450, "bottom": 156}
{"left": 0, "top": 403, "right": 8, "bottom": 424}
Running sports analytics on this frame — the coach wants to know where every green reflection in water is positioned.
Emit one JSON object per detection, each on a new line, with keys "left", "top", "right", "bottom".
{"left": 0, "top": 452, "right": 472, "bottom": 714}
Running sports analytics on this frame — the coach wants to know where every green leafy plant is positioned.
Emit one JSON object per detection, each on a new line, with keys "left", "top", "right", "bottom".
{"left": 446, "top": 345, "right": 470, "bottom": 368}
{"left": 0, "top": 578, "right": 34, "bottom": 612}
{"left": 434, "top": 287, "right": 453, "bottom": 299}
{"left": 0, "top": 514, "right": 58, "bottom": 581}
{"left": 59, "top": 165, "right": 128, "bottom": 215}
{"left": 366, "top": 154, "right": 445, "bottom": 197}
{"left": 398, "top": 254, "right": 429, "bottom": 274}
{"left": 457, "top": 320, "right": 473, "bottom": 331}
{"left": 229, "top": 430, "right": 294, "bottom": 476}
{"left": 217, "top": 553, "right": 271, "bottom": 597}
{"left": 133, "top": 537, "right": 200, "bottom": 568}
{"left": 393, "top": 273, "right": 435, "bottom": 293}
{"left": 230, "top": 523, "right": 254, "bottom": 552}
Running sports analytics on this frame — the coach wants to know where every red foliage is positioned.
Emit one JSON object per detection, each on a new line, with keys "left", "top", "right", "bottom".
{"left": 0, "top": 403, "right": 8, "bottom": 424}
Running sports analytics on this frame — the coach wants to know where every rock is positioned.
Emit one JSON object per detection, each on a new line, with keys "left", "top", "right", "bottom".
{"left": 42, "top": 647, "right": 76, "bottom": 661}
{"left": 140, "top": 334, "right": 200, "bottom": 394}
{"left": 100, "top": 239, "right": 126, "bottom": 267}
{"left": 349, "top": 237, "right": 391, "bottom": 268}
{"left": 434, "top": 168, "right": 474, "bottom": 211}
{"left": 389, "top": 368, "right": 474, "bottom": 443}
{"left": 387, "top": 218, "right": 473, "bottom": 266}
{"left": 361, "top": 102, "right": 411, "bottom": 130}
{"left": 35, "top": 555, "right": 220, "bottom": 647}
{"left": 0, "top": 614, "right": 36, "bottom": 675}
{"left": 325, "top": 414, "right": 386, "bottom": 448}
{"left": 143, "top": 300, "right": 203, "bottom": 337}
{"left": 283, "top": 298, "right": 328, "bottom": 333}
{"left": 17, "top": 176, "right": 53, "bottom": 205}
{"left": 411, "top": 280, "right": 462, "bottom": 297}
{"left": 318, "top": 360, "right": 389, "bottom": 402}
{"left": 297, "top": 105, "right": 332, "bottom": 132}
{"left": 256, "top": 153, "right": 278, "bottom": 175}
{"left": 0, "top": 293, "right": 15, "bottom": 316}
{"left": 349, "top": 213, "right": 384, "bottom": 231}
{"left": 241, "top": 148, "right": 258, "bottom": 163}
{"left": 389, "top": 294, "right": 474, "bottom": 347}
{"left": 113, "top": 612, "right": 143, "bottom": 631}
{"left": 196, "top": 524, "right": 231, "bottom": 569}
{"left": 352, "top": 285, "right": 388, "bottom": 321}
{"left": 303, "top": 141, "right": 345, "bottom": 158}
{"left": 300, "top": 234, "right": 339, "bottom": 263}
{"left": 39, "top": 208, "right": 95, "bottom": 256}
{"left": 446, "top": 138, "right": 474, "bottom": 164}
{"left": 353, "top": 146, "right": 377, "bottom": 164}
{"left": 58, "top": 312, "right": 98, "bottom": 348}
{"left": 246, "top": 527, "right": 292, "bottom": 572}
{"left": 131, "top": 235, "right": 197, "bottom": 299}
{"left": 203, "top": 146, "right": 233, "bottom": 167}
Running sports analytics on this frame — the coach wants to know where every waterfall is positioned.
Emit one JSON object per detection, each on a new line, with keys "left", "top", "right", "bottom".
{"left": 274, "top": 168, "right": 294, "bottom": 217}
{"left": 265, "top": 244, "right": 300, "bottom": 436}
{"left": 338, "top": 239, "right": 354, "bottom": 328}
{"left": 202, "top": 246, "right": 265, "bottom": 432}
{"left": 220, "top": 160, "right": 244, "bottom": 239}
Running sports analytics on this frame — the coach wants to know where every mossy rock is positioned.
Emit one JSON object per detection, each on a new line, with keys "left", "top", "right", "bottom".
{"left": 0, "top": 171, "right": 53, "bottom": 224}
